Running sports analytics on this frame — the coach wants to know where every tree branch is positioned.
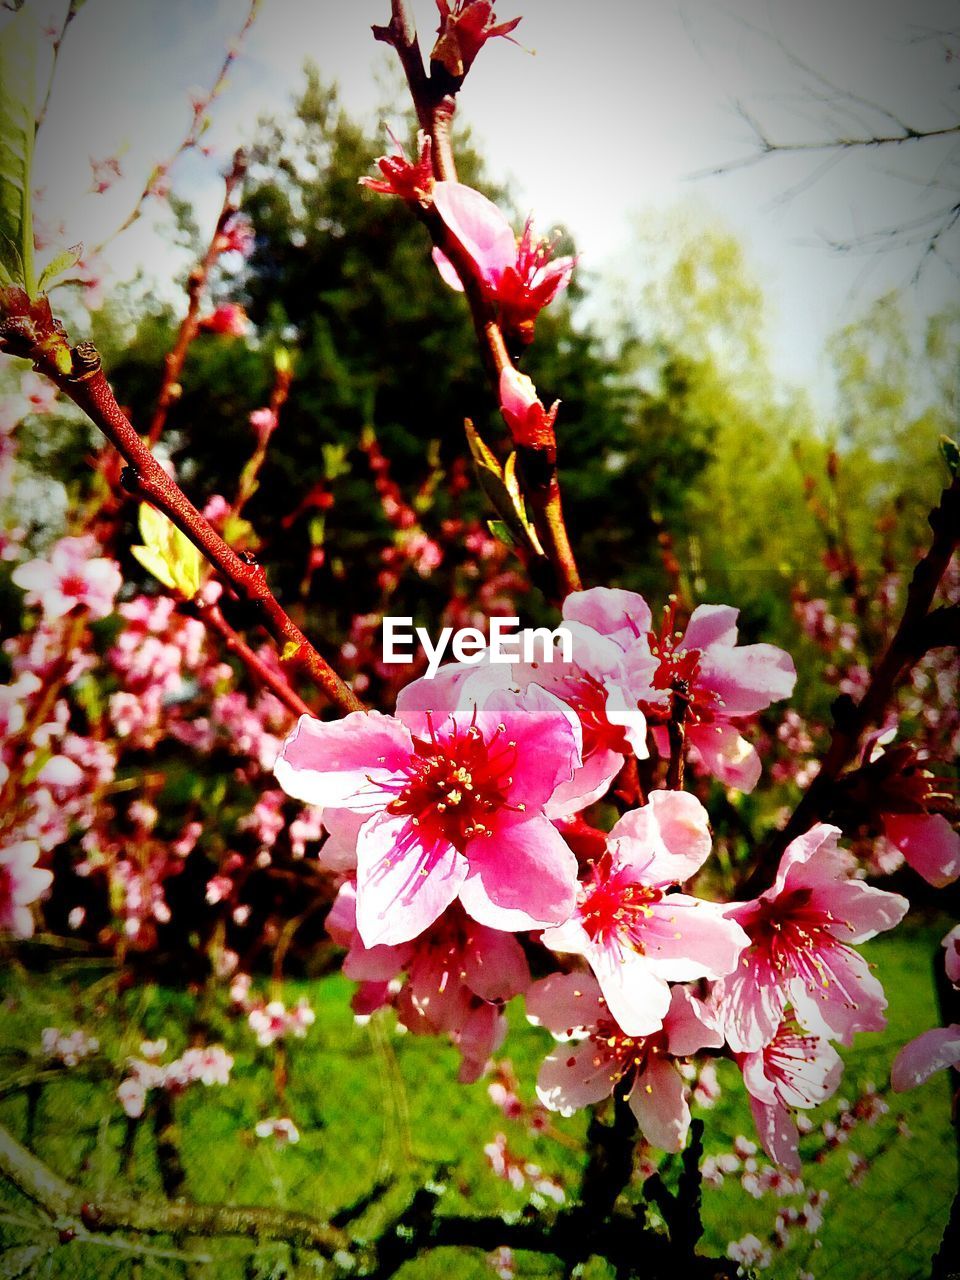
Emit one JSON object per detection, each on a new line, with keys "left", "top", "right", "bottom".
{"left": 14, "top": 332, "right": 362, "bottom": 716}
{"left": 0, "top": 1121, "right": 349, "bottom": 1255}
{"left": 740, "top": 473, "right": 960, "bottom": 896}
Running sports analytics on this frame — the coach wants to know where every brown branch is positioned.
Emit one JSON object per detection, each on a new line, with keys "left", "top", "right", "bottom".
{"left": 375, "top": 1, "right": 581, "bottom": 602}
{"left": 0, "top": 1120, "right": 348, "bottom": 1255}
{"left": 94, "top": 0, "right": 261, "bottom": 254}
{"left": 31, "top": 340, "right": 362, "bottom": 716}
{"left": 196, "top": 600, "right": 313, "bottom": 719}
{"left": 147, "top": 149, "right": 248, "bottom": 446}
{"left": 741, "top": 473, "right": 960, "bottom": 896}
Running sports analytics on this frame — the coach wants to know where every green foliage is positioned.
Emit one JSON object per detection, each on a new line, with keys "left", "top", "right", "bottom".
{"left": 0, "top": 4, "right": 38, "bottom": 293}
{"left": 0, "top": 927, "right": 953, "bottom": 1277}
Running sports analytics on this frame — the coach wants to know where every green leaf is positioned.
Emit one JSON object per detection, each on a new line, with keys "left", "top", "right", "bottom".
{"left": 36, "top": 242, "right": 81, "bottom": 293}
{"left": 464, "top": 419, "right": 546, "bottom": 558}
{"left": 0, "top": 4, "right": 39, "bottom": 295}
{"left": 131, "top": 504, "right": 203, "bottom": 599}
{"left": 939, "top": 434, "right": 960, "bottom": 480}
{"left": 487, "top": 519, "right": 517, "bottom": 547}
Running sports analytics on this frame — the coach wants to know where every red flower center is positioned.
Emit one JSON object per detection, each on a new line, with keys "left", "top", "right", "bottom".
{"left": 579, "top": 855, "right": 663, "bottom": 951}
{"left": 638, "top": 599, "right": 719, "bottom": 726}
{"left": 386, "top": 718, "right": 519, "bottom": 850}
{"left": 747, "top": 889, "right": 841, "bottom": 988}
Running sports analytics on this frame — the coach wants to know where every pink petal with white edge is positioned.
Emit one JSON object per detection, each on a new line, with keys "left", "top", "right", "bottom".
{"left": 537, "top": 1038, "right": 615, "bottom": 1114}
{"left": 665, "top": 984, "right": 725, "bottom": 1057}
{"left": 687, "top": 722, "right": 762, "bottom": 792}
{"left": 682, "top": 604, "right": 741, "bottom": 651}
{"left": 545, "top": 745, "right": 624, "bottom": 820}
{"left": 749, "top": 1097, "right": 801, "bottom": 1173}
{"left": 460, "top": 813, "right": 578, "bottom": 932}
{"left": 431, "top": 246, "right": 465, "bottom": 291}
{"left": 274, "top": 711, "right": 412, "bottom": 809}
{"left": 355, "top": 813, "right": 467, "bottom": 948}
{"left": 639, "top": 897, "right": 750, "bottom": 982}
{"left": 480, "top": 684, "right": 582, "bottom": 809}
{"left": 585, "top": 939, "right": 671, "bottom": 1036}
{"left": 629, "top": 1056, "right": 689, "bottom": 1152}
{"left": 319, "top": 808, "right": 363, "bottom": 872}
{"left": 715, "top": 963, "right": 788, "bottom": 1054}
{"left": 892, "top": 1024, "right": 960, "bottom": 1091}
{"left": 883, "top": 813, "right": 960, "bottom": 888}
{"left": 432, "top": 182, "right": 516, "bottom": 288}
{"left": 462, "top": 924, "right": 530, "bottom": 1002}
{"left": 814, "top": 877, "right": 909, "bottom": 944}
{"left": 697, "top": 641, "right": 796, "bottom": 717}
{"left": 787, "top": 944, "right": 887, "bottom": 1046}
{"left": 771, "top": 824, "right": 849, "bottom": 898}
{"left": 525, "top": 971, "right": 604, "bottom": 1038}
{"left": 608, "top": 790, "right": 712, "bottom": 884}
{"left": 562, "top": 586, "right": 652, "bottom": 649}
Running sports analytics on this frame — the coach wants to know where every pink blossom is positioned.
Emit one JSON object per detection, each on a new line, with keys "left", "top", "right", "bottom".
{"left": 527, "top": 973, "right": 722, "bottom": 1152}
{"left": 498, "top": 368, "right": 559, "bottom": 448}
{"left": 198, "top": 303, "right": 248, "bottom": 337}
{"left": 431, "top": 1, "right": 522, "bottom": 79}
{"left": 274, "top": 683, "right": 582, "bottom": 946}
{"left": 12, "top": 535, "right": 121, "bottom": 621}
{"left": 255, "top": 1116, "right": 300, "bottom": 1145}
{"left": 248, "top": 407, "right": 278, "bottom": 438}
{"left": 216, "top": 212, "right": 255, "bottom": 258}
{"left": 891, "top": 1024, "right": 960, "bottom": 1091}
{"left": 360, "top": 130, "right": 434, "bottom": 204}
{"left": 0, "top": 840, "right": 52, "bottom": 938}
{"left": 737, "top": 1020, "right": 843, "bottom": 1171}
{"left": 328, "top": 882, "right": 529, "bottom": 1082}
{"left": 432, "top": 182, "right": 574, "bottom": 343}
{"left": 714, "top": 825, "right": 908, "bottom": 1052}
{"left": 727, "top": 1235, "right": 772, "bottom": 1270}
{"left": 565, "top": 589, "right": 797, "bottom": 792}
{"left": 541, "top": 791, "right": 748, "bottom": 1035}
{"left": 880, "top": 813, "right": 960, "bottom": 888}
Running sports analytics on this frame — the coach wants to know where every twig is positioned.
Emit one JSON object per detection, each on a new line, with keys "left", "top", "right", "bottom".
{"left": 195, "top": 600, "right": 313, "bottom": 719}
{"left": 21, "top": 336, "right": 362, "bottom": 715}
{"left": 0, "top": 1120, "right": 349, "bottom": 1255}
{"left": 147, "top": 149, "right": 248, "bottom": 446}
{"left": 35, "top": 0, "right": 82, "bottom": 135}
{"left": 741, "top": 473, "right": 960, "bottom": 896}
{"left": 375, "top": 0, "right": 581, "bottom": 602}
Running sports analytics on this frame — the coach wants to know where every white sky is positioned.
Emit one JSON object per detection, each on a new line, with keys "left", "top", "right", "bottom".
{"left": 25, "top": 0, "right": 960, "bottom": 414}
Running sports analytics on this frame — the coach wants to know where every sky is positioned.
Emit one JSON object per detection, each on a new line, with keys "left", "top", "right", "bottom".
{"left": 23, "top": 0, "right": 960, "bottom": 414}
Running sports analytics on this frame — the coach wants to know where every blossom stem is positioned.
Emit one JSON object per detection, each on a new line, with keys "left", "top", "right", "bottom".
{"left": 742, "top": 473, "right": 960, "bottom": 895}
{"left": 376, "top": 1, "right": 582, "bottom": 601}
{"left": 147, "top": 149, "right": 248, "bottom": 446}
{"left": 37, "top": 342, "right": 363, "bottom": 716}
{"left": 194, "top": 601, "right": 314, "bottom": 720}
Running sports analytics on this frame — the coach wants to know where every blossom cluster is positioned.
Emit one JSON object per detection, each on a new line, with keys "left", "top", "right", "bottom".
{"left": 272, "top": 585, "right": 935, "bottom": 1169}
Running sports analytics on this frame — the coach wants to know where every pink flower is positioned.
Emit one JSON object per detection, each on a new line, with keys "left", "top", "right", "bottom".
{"left": 432, "top": 182, "right": 574, "bottom": 343}
{"left": 274, "top": 683, "right": 581, "bottom": 946}
{"left": 498, "top": 368, "right": 559, "bottom": 448}
{"left": 541, "top": 791, "right": 748, "bottom": 1035}
{"left": 892, "top": 1024, "right": 960, "bottom": 1091}
{"left": 12, "top": 535, "right": 121, "bottom": 621}
{"left": 737, "top": 1019, "right": 843, "bottom": 1171}
{"left": 360, "top": 130, "right": 434, "bottom": 204}
{"left": 0, "top": 840, "right": 53, "bottom": 938}
{"left": 431, "top": 1, "right": 522, "bottom": 79}
{"left": 564, "top": 590, "right": 797, "bottom": 791}
{"left": 215, "top": 212, "right": 255, "bottom": 258}
{"left": 328, "top": 883, "right": 528, "bottom": 1081}
{"left": 248, "top": 407, "right": 278, "bottom": 439}
{"left": 714, "top": 825, "right": 908, "bottom": 1052}
{"left": 527, "top": 973, "right": 722, "bottom": 1152}
{"left": 880, "top": 813, "right": 960, "bottom": 888}
{"left": 198, "top": 303, "right": 248, "bottom": 337}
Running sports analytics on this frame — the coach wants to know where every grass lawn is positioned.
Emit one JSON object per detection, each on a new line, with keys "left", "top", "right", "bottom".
{"left": 0, "top": 918, "right": 955, "bottom": 1279}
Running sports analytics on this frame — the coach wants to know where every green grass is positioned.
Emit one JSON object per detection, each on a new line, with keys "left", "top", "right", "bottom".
{"left": 0, "top": 921, "right": 955, "bottom": 1279}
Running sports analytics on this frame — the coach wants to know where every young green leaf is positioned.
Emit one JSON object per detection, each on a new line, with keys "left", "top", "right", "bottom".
{"left": 131, "top": 504, "right": 204, "bottom": 599}
{"left": 0, "top": 4, "right": 39, "bottom": 295}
